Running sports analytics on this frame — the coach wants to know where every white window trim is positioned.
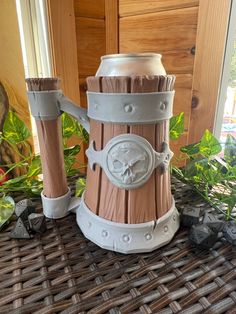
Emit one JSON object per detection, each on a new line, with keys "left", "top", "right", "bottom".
{"left": 214, "top": 0, "right": 236, "bottom": 139}
{"left": 16, "top": 0, "right": 52, "bottom": 78}
{"left": 16, "top": 0, "right": 53, "bottom": 153}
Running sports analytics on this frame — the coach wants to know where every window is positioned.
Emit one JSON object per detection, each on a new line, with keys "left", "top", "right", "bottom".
{"left": 214, "top": 0, "right": 236, "bottom": 148}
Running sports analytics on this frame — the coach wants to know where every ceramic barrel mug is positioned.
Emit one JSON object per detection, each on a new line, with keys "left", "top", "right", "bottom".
{"left": 26, "top": 53, "right": 180, "bottom": 253}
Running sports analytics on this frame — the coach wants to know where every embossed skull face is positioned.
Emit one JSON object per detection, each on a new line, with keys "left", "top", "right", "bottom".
{"left": 107, "top": 142, "right": 148, "bottom": 184}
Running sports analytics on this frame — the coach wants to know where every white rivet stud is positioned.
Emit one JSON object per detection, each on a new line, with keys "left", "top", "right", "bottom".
{"left": 160, "top": 102, "right": 166, "bottom": 111}
{"left": 88, "top": 221, "right": 92, "bottom": 228}
{"left": 122, "top": 234, "right": 130, "bottom": 242}
{"left": 145, "top": 233, "right": 152, "bottom": 241}
{"left": 164, "top": 226, "right": 168, "bottom": 233}
{"left": 173, "top": 215, "right": 176, "bottom": 221}
{"left": 102, "top": 230, "right": 108, "bottom": 237}
{"left": 94, "top": 103, "right": 98, "bottom": 110}
{"left": 124, "top": 104, "right": 133, "bottom": 113}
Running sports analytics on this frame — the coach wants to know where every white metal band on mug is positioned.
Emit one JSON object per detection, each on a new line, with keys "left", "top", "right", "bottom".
{"left": 86, "top": 134, "right": 173, "bottom": 190}
{"left": 77, "top": 194, "right": 179, "bottom": 253}
{"left": 27, "top": 90, "right": 90, "bottom": 132}
{"left": 87, "top": 91, "right": 174, "bottom": 124}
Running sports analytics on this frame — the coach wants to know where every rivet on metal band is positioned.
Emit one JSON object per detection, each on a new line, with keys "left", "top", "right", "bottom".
{"left": 86, "top": 134, "right": 173, "bottom": 190}
{"left": 87, "top": 91, "right": 174, "bottom": 124}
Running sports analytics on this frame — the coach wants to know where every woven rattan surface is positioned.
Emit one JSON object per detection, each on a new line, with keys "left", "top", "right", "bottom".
{"left": 0, "top": 177, "right": 236, "bottom": 314}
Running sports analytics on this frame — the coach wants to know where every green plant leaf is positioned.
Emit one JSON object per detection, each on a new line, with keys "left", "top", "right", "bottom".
{"left": 1, "top": 175, "right": 27, "bottom": 187}
{"left": 0, "top": 196, "right": 15, "bottom": 230}
{"left": 75, "top": 177, "right": 86, "bottom": 197}
{"left": 169, "top": 112, "right": 184, "bottom": 141}
{"left": 27, "top": 156, "right": 41, "bottom": 177}
{"left": 76, "top": 124, "right": 89, "bottom": 144}
{"left": 199, "top": 129, "right": 222, "bottom": 157}
{"left": 64, "top": 145, "right": 81, "bottom": 175}
{"left": 64, "top": 145, "right": 81, "bottom": 157}
{"left": 61, "top": 112, "right": 77, "bottom": 139}
{"left": 64, "top": 155, "right": 76, "bottom": 173}
{"left": 224, "top": 134, "right": 236, "bottom": 166}
{"left": 180, "top": 143, "right": 200, "bottom": 156}
{"left": 28, "top": 179, "right": 43, "bottom": 196}
{"left": 3, "top": 111, "right": 31, "bottom": 144}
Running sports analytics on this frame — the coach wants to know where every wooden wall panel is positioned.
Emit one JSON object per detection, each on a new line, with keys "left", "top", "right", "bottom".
{"left": 189, "top": 0, "right": 231, "bottom": 143}
{"left": 120, "top": 7, "right": 198, "bottom": 54}
{"left": 174, "top": 74, "right": 193, "bottom": 131}
{"left": 47, "top": 0, "right": 81, "bottom": 104}
{"left": 75, "top": 17, "right": 106, "bottom": 77}
{"left": 119, "top": 5, "right": 198, "bottom": 85}
{"left": 74, "top": 0, "right": 104, "bottom": 19}
{"left": 105, "top": 0, "right": 118, "bottom": 54}
{"left": 74, "top": 0, "right": 106, "bottom": 109}
{"left": 47, "top": 0, "right": 86, "bottom": 165}
{"left": 162, "top": 50, "right": 195, "bottom": 74}
{"left": 119, "top": 0, "right": 199, "bottom": 17}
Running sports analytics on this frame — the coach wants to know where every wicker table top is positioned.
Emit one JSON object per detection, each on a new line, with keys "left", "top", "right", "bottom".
{"left": 0, "top": 178, "right": 236, "bottom": 314}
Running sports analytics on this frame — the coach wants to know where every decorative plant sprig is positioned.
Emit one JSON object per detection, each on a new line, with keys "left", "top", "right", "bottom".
{"left": 170, "top": 113, "right": 236, "bottom": 220}
{"left": 0, "top": 111, "right": 88, "bottom": 198}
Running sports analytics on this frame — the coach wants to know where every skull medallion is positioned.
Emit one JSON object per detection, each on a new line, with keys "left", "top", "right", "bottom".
{"left": 86, "top": 134, "right": 173, "bottom": 189}
{"left": 107, "top": 142, "right": 149, "bottom": 185}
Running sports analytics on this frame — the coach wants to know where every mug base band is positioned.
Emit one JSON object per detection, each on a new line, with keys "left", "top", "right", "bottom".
{"left": 76, "top": 194, "right": 179, "bottom": 254}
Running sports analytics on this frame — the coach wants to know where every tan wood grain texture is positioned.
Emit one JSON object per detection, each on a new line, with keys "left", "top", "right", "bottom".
{"left": 174, "top": 74, "right": 193, "bottom": 131}
{"left": 46, "top": 0, "right": 86, "bottom": 165}
{"left": 119, "top": 0, "right": 199, "bottom": 17}
{"left": 46, "top": 0, "right": 81, "bottom": 105}
{"left": 74, "top": 0, "right": 105, "bottom": 19}
{"left": 85, "top": 77, "right": 103, "bottom": 214}
{"left": 189, "top": 0, "right": 231, "bottom": 143}
{"left": 75, "top": 17, "right": 106, "bottom": 77}
{"left": 119, "top": 7, "right": 198, "bottom": 56}
{"left": 162, "top": 50, "right": 195, "bottom": 74}
{"left": 98, "top": 77, "right": 130, "bottom": 222}
{"left": 0, "top": 0, "right": 31, "bottom": 132}
{"left": 105, "top": 0, "right": 119, "bottom": 54}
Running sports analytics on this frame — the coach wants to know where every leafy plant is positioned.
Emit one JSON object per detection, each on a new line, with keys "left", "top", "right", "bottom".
{"left": 170, "top": 114, "right": 236, "bottom": 220}
{"left": 0, "top": 111, "right": 88, "bottom": 198}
